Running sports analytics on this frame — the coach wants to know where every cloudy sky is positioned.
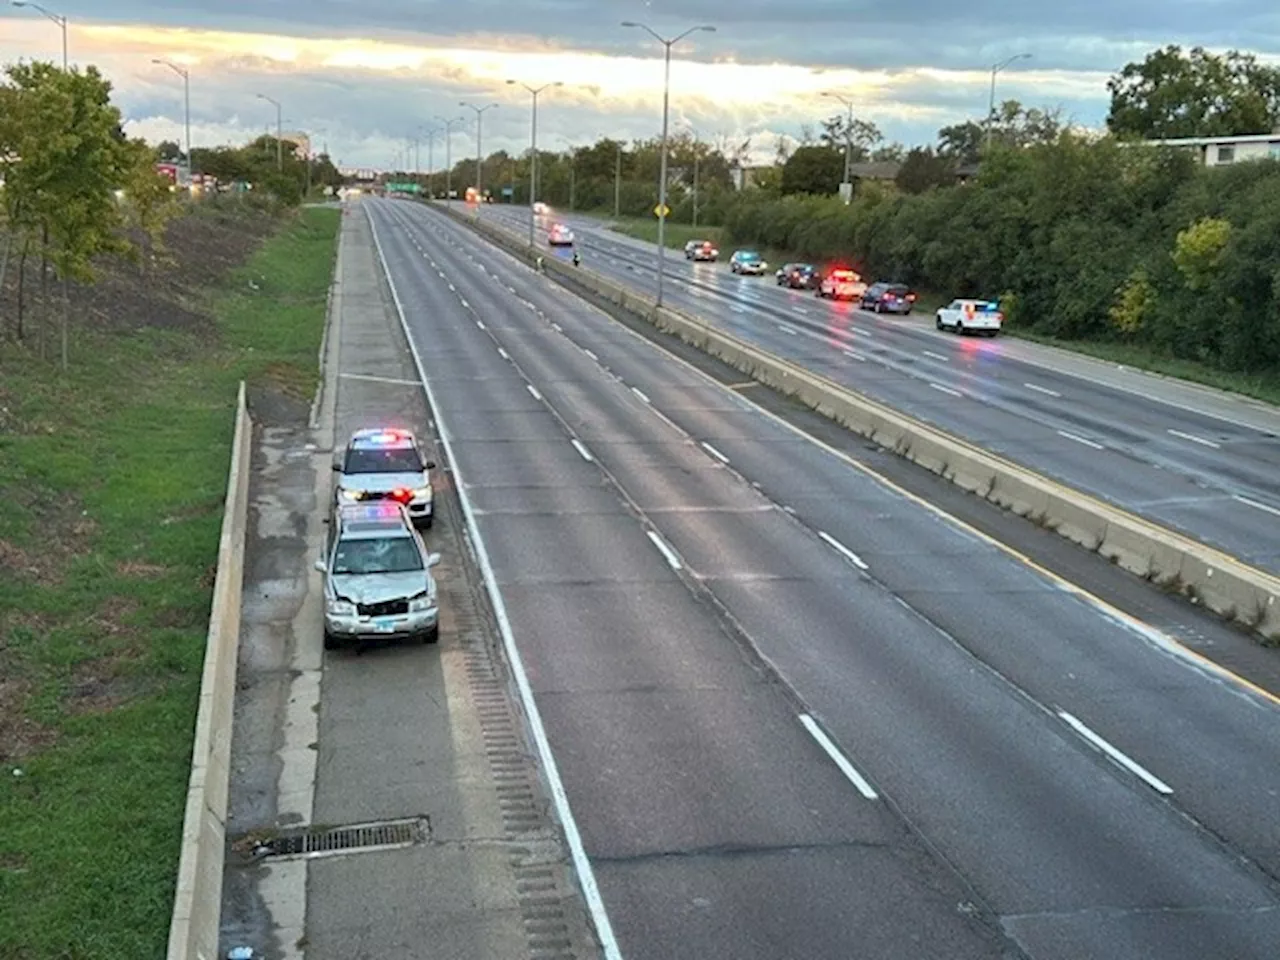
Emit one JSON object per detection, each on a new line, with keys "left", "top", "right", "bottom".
{"left": 1, "top": 1, "right": 1277, "bottom": 170}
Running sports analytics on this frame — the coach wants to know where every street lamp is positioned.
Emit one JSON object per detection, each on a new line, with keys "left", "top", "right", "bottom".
{"left": 507, "top": 79, "right": 563, "bottom": 249}
{"left": 459, "top": 100, "right": 499, "bottom": 211}
{"left": 436, "top": 115, "right": 466, "bottom": 203}
{"left": 152, "top": 59, "right": 192, "bottom": 179}
{"left": 987, "top": 53, "right": 1032, "bottom": 151}
{"left": 621, "top": 20, "right": 715, "bottom": 308}
{"left": 559, "top": 137, "right": 578, "bottom": 212}
{"left": 11, "top": 0, "right": 67, "bottom": 69}
{"left": 820, "top": 91, "right": 855, "bottom": 204}
{"left": 418, "top": 125, "right": 440, "bottom": 197}
{"left": 256, "top": 93, "right": 283, "bottom": 170}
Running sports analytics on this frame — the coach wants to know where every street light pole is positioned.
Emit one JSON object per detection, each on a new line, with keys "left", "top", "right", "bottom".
{"left": 460, "top": 101, "right": 499, "bottom": 213}
{"left": 419, "top": 126, "right": 439, "bottom": 197}
{"left": 152, "top": 59, "right": 193, "bottom": 180}
{"left": 987, "top": 53, "right": 1032, "bottom": 152}
{"left": 683, "top": 122, "right": 702, "bottom": 228}
{"left": 11, "top": 1, "right": 66, "bottom": 68}
{"left": 621, "top": 20, "right": 716, "bottom": 309}
{"left": 256, "top": 93, "right": 283, "bottom": 170}
{"left": 821, "top": 91, "right": 854, "bottom": 204}
{"left": 507, "top": 80, "right": 563, "bottom": 250}
{"left": 436, "top": 115, "right": 465, "bottom": 203}
{"left": 614, "top": 143, "right": 622, "bottom": 218}
{"left": 560, "top": 138, "right": 578, "bottom": 211}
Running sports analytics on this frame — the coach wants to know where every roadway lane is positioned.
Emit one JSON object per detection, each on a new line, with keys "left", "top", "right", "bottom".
{"left": 382, "top": 198, "right": 1280, "bottom": 959}
{"left": 366, "top": 198, "right": 1012, "bottom": 960}
{"left": 474, "top": 203, "right": 1280, "bottom": 575}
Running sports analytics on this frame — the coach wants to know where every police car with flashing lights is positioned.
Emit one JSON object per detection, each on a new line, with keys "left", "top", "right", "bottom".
{"left": 333, "top": 428, "right": 436, "bottom": 528}
{"left": 935, "top": 298, "right": 1004, "bottom": 336}
{"left": 817, "top": 268, "right": 867, "bottom": 301}
{"left": 315, "top": 501, "right": 441, "bottom": 649}
{"left": 548, "top": 223, "right": 575, "bottom": 246}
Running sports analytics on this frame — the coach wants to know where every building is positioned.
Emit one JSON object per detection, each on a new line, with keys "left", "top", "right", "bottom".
{"left": 281, "top": 131, "right": 311, "bottom": 160}
{"left": 1142, "top": 133, "right": 1280, "bottom": 167}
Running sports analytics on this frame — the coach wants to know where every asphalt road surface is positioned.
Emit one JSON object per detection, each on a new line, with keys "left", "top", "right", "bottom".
{"left": 365, "top": 195, "right": 1280, "bottom": 960}
{"left": 475, "top": 203, "right": 1280, "bottom": 575}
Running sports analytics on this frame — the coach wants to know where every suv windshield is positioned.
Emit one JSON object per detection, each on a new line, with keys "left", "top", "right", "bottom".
{"left": 345, "top": 447, "right": 422, "bottom": 474}
{"left": 332, "top": 536, "right": 424, "bottom": 575}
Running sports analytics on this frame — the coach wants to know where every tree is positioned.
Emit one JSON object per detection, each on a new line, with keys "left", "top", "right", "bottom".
{"left": 1107, "top": 45, "right": 1280, "bottom": 139}
{"left": 154, "top": 139, "right": 182, "bottom": 163}
{"left": 895, "top": 147, "right": 955, "bottom": 194}
{"left": 937, "top": 120, "right": 986, "bottom": 164}
{"left": 121, "top": 137, "right": 180, "bottom": 274}
{"left": 780, "top": 145, "right": 843, "bottom": 195}
{"left": 819, "top": 113, "right": 882, "bottom": 161}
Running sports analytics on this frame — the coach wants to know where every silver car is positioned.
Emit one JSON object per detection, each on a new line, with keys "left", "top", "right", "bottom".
{"left": 316, "top": 502, "right": 441, "bottom": 649}
{"left": 333, "top": 428, "right": 436, "bottom": 528}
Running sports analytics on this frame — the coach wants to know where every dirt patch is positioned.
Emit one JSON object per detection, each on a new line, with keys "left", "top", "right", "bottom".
{"left": 116, "top": 560, "right": 168, "bottom": 579}
{"left": 0, "top": 672, "right": 57, "bottom": 764}
{"left": 0, "top": 539, "right": 62, "bottom": 587}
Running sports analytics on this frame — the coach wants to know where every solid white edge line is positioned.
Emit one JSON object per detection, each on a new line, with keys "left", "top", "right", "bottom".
{"left": 1057, "top": 711, "right": 1174, "bottom": 795}
{"left": 527, "top": 384, "right": 543, "bottom": 401}
{"left": 645, "top": 529, "right": 683, "bottom": 571}
{"left": 1234, "top": 495, "right": 1280, "bottom": 518}
{"left": 1024, "top": 382, "right": 1061, "bottom": 398}
{"left": 1057, "top": 430, "right": 1104, "bottom": 450}
{"left": 1167, "top": 428, "right": 1221, "bottom": 449}
{"left": 700, "top": 441, "right": 731, "bottom": 465}
{"left": 798, "top": 714, "right": 878, "bottom": 799}
{"left": 929, "top": 382, "right": 963, "bottom": 398}
{"left": 817, "top": 531, "right": 869, "bottom": 570}
{"left": 571, "top": 439, "right": 594, "bottom": 462}
{"left": 365, "top": 203, "right": 623, "bottom": 960}
{"left": 631, "top": 386, "right": 650, "bottom": 404}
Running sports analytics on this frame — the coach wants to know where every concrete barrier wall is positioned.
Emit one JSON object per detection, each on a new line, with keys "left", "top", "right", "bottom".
{"left": 433, "top": 202, "right": 1280, "bottom": 642}
{"left": 166, "top": 380, "right": 252, "bottom": 960}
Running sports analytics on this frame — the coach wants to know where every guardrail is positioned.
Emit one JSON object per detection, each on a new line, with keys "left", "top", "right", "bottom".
{"left": 166, "top": 380, "right": 252, "bottom": 960}
{"left": 432, "top": 201, "right": 1280, "bottom": 642}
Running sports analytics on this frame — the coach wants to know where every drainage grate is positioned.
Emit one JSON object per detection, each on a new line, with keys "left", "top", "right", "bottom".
{"left": 245, "top": 816, "right": 428, "bottom": 860}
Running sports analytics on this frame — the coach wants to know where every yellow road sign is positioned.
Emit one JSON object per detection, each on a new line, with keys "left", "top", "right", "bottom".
{"left": 654, "top": 203, "right": 670, "bottom": 218}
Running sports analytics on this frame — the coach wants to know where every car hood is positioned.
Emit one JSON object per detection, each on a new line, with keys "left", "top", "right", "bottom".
{"left": 339, "top": 471, "right": 427, "bottom": 493}
{"left": 331, "top": 571, "right": 433, "bottom": 605}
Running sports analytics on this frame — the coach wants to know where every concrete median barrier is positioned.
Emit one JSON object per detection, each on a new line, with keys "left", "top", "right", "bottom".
{"left": 432, "top": 202, "right": 1280, "bottom": 642}
{"left": 166, "top": 381, "right": 252, "bottom": 960}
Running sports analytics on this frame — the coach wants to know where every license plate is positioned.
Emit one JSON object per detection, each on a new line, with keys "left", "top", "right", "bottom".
{"left": 373, "top": 616, "right": 398, "bottom": 632}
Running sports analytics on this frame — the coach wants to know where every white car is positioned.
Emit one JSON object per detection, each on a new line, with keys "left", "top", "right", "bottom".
{"left": 817, "top": 268, "right": 867, "bottom": 301}
{"left": 333, "top": 428, "right": 436, "bottom": 528}
{"left": 548, "top": 223, "right": 574, "bottom": 246}
{"left": 533, "top": 201, "right": 549, "bottom": 215}
{"left": 936, "top": 299, "right": 1004, "bottom": 336}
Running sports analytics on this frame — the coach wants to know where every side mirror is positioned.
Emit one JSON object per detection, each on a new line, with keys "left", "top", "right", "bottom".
{"left": 426, "top": 553, "right": 442, "bottom": 568}
{"left": 425, "top": 460, "right": 437, "bottom": 470}
{"left": 331, "top": 462, "right": 342, "bottom": 472}
{"left": 314, "top": 559, "right": 326, "bottom": 573}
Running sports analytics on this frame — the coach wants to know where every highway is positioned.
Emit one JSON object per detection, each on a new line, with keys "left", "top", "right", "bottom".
{"left": 476, "top": 203, "right": 1280, "bottom": 575}
{"left": 366, "top": 196, "right": 1280, "bottom": 960}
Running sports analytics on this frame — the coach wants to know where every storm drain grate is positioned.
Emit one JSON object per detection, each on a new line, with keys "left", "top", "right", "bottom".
{"left": 246, "top": 816, "right": 428, "bottom": 860}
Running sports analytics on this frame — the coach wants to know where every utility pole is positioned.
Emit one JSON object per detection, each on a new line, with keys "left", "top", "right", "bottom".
{"left": 256, "top": 93, "right": 283, "bottom": 170}
{"left": 821, "top": 91, "right": 854, "bottom": 204}
{"left": 621, "top": 21, "right": 716, "bottom": 308}
{"left": 508, "top": 80, "right": 563, "bottom": 249}
{"left": 436, "top": 115, "right": 465, "bottom": 203}
{"left": 460, "top": 100, "right": 499, "bottom": 213}
{"left": 419, "top": 126, "right": 439, "bottom": 197}
{"left": 987, "top": 53, "right": 1032, "bottom": 152}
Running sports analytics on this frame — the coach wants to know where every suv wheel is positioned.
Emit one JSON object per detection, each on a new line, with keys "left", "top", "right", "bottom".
{"left": 323, "top": 631, "right": 341, "bottom": 651}
{"left": 419, "top": 624, "right": 440, "bottom": 645}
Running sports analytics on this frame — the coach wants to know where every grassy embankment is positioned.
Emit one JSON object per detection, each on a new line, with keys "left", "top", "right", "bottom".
{"left": 0, "top": 205, "right": 340, "bottom": 956}
{"left": 605, "top": 215, "right": 1280, "bottom": 405}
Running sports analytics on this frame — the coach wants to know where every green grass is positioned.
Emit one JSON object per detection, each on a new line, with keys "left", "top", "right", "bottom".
{"left": 607, "top": 216, "right": 727, "bottom": 251}
{"left": 0, "top": 205, "right": 340, "bottom": 957}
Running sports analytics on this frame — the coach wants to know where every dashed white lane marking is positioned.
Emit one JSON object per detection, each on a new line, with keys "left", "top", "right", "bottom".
{"left": 459, "top": 297, "right": 470, "bottom": 308}
{"left": 1234, "top": 495, "right": 1280, "bottom": 518}
{"left": 923, "top": 350, "right": 950, "bottom": 362}
{"left": 1058, "top": 430, "right": 1104, "bottom": 450}
{"left": 646, "top": 530, "right": 684, "bottom": 571}
{"left": 1167, "top": 428, "right": 1221, "bottom": 449}
{"left": 793, "top": 307, "right": 809, "bottom": 315}
{"left": 817, "top": 531, "right": 869, "bottom": 570}
{"left": 929, "top": 382, "right": 964, "bottom": 398}
{"left": 799, "top": 714, "right": 878, "bottom": 800}
{"left": 527, "top": 384, "right": 543, "bottom": 401}
{"left": 572, "top": 439, "right": 594, "bottom": 462}
{"left": 631, "top": 387, "right": 651, "bottom": 404}
{"left": 777, "top": 324, "right": 799, "bottom": 336}
{"left": 447, "top": 282, "right": 456, "bottom": 291}
{"left": 498, "top": 347, "right": 510, "bottom": 361}
{"left": 584, "top": 349, "right": 599, "bottom": 361}
{"left": 700, "top": 441, "right": 731, "bottom": 465}
{"left": 844, "top": 349, "right": 867, "bottom": 362}
{"left": 1024, "top": 382, "right": 1061, "bottom": 398}
{"left": 476, "top": 319, "right": 485, "bottom": 330}
{"left": 1058, "top": 711, "right": 1174, "bottom": 795}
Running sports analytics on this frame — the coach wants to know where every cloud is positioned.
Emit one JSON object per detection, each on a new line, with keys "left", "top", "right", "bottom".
{"left": 4, "top": 1, "right": 1279, "bottom": 168}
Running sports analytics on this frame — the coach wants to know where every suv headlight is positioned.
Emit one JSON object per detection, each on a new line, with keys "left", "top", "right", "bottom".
{"left": 327, "top": 599, "right": 355, "bottom": 616}
{"left": 338, "top": 488, "right": 360, "bottom": 501}
{"left": 408, "top": 591, "right": 434, "bottom": 612}
{"left": 412, "top": 485, "right": 432, "bottom": 501}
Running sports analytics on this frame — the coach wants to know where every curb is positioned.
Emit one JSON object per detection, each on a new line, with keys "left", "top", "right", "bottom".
{"left": 166, "top": 381, "right": 253, "bottom": 960}
{"left": 433, "top": 202, "right": 1280, "bottom": 643}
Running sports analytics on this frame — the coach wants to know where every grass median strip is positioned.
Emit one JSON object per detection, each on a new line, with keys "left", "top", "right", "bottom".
{"left": 0, "top": 203, "right": 340, "bottom": 957}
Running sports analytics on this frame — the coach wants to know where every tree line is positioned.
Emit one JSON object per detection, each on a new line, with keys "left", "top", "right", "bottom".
{"left": 442, "top": 45, "right": 1280, "bottom": 376}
